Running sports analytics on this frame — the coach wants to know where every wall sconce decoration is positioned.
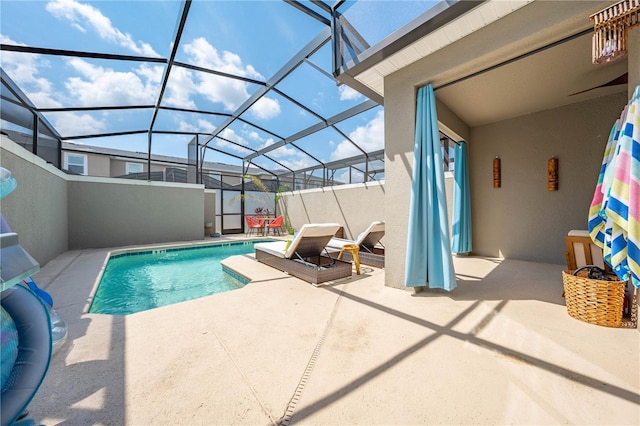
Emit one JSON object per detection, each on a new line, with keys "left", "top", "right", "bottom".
{"left": 590, "top": 0, "right": 640, "bottom": 64}
{"left": 493, "top": 157, "right": 501, "bottom": 188}
{"left": 547, "top": 157, "right": 559, "bottom": 191}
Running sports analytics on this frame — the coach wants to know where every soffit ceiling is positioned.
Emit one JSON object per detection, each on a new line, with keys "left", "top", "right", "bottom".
{"left": 349, "top": 0, "right": 628, "bottom": 128}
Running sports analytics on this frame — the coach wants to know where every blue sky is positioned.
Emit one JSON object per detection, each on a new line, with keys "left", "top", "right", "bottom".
{"left": 1, "top": 0, "right": 435, "bottom": 179}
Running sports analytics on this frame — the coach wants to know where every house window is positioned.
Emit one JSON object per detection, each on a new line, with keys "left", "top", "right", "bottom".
{"left": 63, "top": 153, "right": 87, "bottom": 175}
{"left": 126, "top": 162, "right": 144, "bottom": 175}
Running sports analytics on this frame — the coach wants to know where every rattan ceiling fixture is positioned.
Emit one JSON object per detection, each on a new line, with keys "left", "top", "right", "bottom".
{"left": 591, "top": 0, "right": 640, "bottom": 64}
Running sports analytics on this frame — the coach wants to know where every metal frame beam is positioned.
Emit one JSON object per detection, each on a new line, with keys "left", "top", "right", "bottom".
{"left": 244, "top": 98, "right": 377, "bottom": 161}
{"left": 148, "top": 0, "right": 192, "bottom": 179}
{"left": 276, "top": 148, "right": 383, "bottom": 176}
{"left": 284, "top": 1, "right": 331, "bottom": 26}
{"left": 0, "top": 44, "right": 167, "bottom": 64}
{"left": 200, "top": 27, "right": 331, "bottom": 151}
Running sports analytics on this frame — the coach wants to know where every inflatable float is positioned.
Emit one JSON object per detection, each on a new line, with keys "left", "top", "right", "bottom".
{"left": 1, "top": 285, "right": 52, "bottom": 426}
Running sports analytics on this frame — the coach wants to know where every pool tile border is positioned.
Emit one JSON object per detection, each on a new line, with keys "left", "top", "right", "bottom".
{"left": 109, "top": 239, "right": 273, "bottom": 259}
{"left": 222, "top": 265, "right": 250, "bottom": 285}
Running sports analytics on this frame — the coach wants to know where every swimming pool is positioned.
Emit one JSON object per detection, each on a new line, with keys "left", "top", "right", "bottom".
{"left": 89, "top": 240, "right": 270, "bottom": 315}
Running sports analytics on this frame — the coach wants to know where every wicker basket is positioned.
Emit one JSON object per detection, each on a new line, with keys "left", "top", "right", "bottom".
{"left": 562, "top": 269, "right": 637, "bottom": 328}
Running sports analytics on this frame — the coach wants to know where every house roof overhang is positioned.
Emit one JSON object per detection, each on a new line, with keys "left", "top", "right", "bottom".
{"left": 338, "top": 0, "right": 629, "bottom": 128}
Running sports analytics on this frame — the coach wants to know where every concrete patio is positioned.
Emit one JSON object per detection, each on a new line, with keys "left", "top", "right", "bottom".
{"left": 26, "top": 238, "right": 639, "bottom": 425}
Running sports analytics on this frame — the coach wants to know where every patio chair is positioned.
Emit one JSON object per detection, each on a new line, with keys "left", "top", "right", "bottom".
{"left": 254, "top": 223, "right": 352, "bottom": 285}
{"left": 326, "top": 221, "right": 385, "bottom": 268}
{"left": 265, "top": 215, "right": 284, "bottom": 236}
{"left": 245, "top": 215, "right": 265, "bottom": 237}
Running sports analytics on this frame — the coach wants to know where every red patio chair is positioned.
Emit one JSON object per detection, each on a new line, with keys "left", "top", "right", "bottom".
{"left": 265, "top": 215, "right": 284, "bottom": 236}
{"left": 245, "top": 215, "right": 265, "bottom": 236}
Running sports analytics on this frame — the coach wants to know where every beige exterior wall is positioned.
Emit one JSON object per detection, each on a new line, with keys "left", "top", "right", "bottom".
{"left": 108, "top": 158, "right": 167, "bottom": 177}
{"left": 284, "top": 181, "right": 387, "bottom": 241}
{"left": 67, "top": 177, "right": 204, "bottom": 249}
{"left": 1, "top": 137, "right": 69, "bottom": 266}
{"left": 383, "top": 79, "right": 422, "bottom": 289}
{"left": 470, "top": 92, "right": 627, "bottom": 263}
{"left": 2, "top": 137, "right": 207, "bottom": 265}
{"left": 86, "top": 152, "right": 110, "bottom": 177}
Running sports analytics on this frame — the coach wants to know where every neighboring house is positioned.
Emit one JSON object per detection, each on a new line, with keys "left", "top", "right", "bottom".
{"left": 61, "top": 141, "right": 333, "bottom": 191}
{"left": 62, "top": 141, "right": 254, "bottom": 180}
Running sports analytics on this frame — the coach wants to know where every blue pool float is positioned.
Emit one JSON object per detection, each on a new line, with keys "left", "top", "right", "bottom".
{"left": 0, "top": 285, "right": 52, "bottom": 426}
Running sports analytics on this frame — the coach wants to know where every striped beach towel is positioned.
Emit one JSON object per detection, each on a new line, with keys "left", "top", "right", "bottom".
{"left": 588, "top": 85, "right": 640, "bottom": 288}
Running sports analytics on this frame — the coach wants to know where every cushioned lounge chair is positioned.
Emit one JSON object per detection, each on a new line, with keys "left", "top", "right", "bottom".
{"left": 254, "top": 223, "right": 352, "bottom": 285}
{"left": 326, "top": 221, "right": 385, "bottom": 268}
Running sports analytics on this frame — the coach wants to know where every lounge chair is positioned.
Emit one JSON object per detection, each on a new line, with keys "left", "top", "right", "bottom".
{"left": 254, "top": 223, "right": 352, "bottom": 285}
{"left": 326, "top": 221, "right": 385, "bottom": 268}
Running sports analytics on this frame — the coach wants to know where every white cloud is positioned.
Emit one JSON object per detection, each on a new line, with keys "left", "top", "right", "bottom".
{"left": 177, "top": 118, "right": 216, "bottom": 134}
{"left": 215, "top": 128, "right": 252, "bottom": 154}
{"left": 279, "top": 155, "right": 316, "bottom": 171}
{"left": 177, "top": 120, "right": 198, "bottom": 133}
{"left": 260, "top": 138, "right": 276, "bottom": 148}
{"left": 339, "top": 85, "right": 362, "bottom": 101}
{"left": 196, "top": 119, "right": 217, "bottom": 134}
{"left": 46, "top": 0, "right": 159, "bottom": 56}
{"left": 54, "top": 112, "right": 106, "bottom": 136}
{"left": 196, "top": 72, "right": 250, "bottom": 111}
{"left": 249, "top": 96, "right": 281, "bottom": 120}
{"left": 261, "top": 143, "right": 316, "bottom": 170}
{"left": 183, "top": 38, "right": 262, "bottom": 80}
{"left": 0, "top": 35, "right": 61, "bottom": 108}
{"left": 167, "top": 37, "right": 273, "bottom": 114}
{"left": 163, "top": 67, "right": 197, "bottom": 109}
{"left": 64, "top": 58, "right": 159, "bottom": 106}
{"left": 269, "top": 144, "right": 298, "bottom": 158}
{"left": 330, "top": 110, "right": 384, "bottom": 161}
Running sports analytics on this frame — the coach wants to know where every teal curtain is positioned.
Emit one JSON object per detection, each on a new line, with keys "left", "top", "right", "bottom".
{"left": 405, "top": 84, "right": 456, "bottom": 291}
{"left": 451, "top": 142, "right": 472, "bottom": 254}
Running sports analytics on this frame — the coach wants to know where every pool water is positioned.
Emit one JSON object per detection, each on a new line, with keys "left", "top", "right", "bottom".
{"left": 89, "top": 241, "right": 268, "bottom": 315}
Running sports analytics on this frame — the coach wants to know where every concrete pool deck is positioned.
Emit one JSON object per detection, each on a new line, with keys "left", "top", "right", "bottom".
{"left": 26, "top": 237, "right": 640, "bottom": 425}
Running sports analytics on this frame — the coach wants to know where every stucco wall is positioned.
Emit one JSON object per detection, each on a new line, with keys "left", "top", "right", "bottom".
{"left": 284, "top": 181, "right": 387, "bottom": 242}
{"left": 1, "top": 137, "right": 69, "bottom": 266}
{"left": 2, "top": 136, "right": 207, "bottom": 265}
{"left": 471, "top": 92, "right": 628, "bottom": 263}
{"left": 86, "top": 152, "right": 110, "bottom": 177}
{"left": 383, "top": 77, "right": 423, "bottom": 289}
{"left": 67, "top": 177, "right": 204, "bottom": 249}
